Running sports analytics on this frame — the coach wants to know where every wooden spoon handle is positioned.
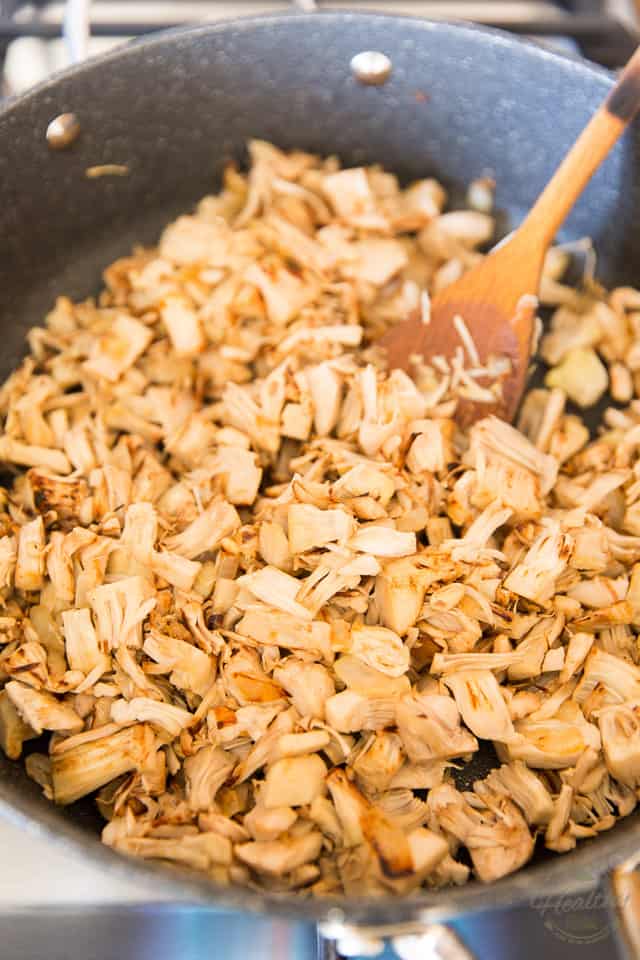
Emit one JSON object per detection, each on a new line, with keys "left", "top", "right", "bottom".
{"left": 519, "top": 45, "right": 640, "bottom": 249}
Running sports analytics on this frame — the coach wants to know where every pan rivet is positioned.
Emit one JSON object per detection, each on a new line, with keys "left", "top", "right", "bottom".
{"left": 350, "top": 51, "right": 392, "bottom": 86}
{"left": 46, "top": 112, "right": 81, "bottom": 150}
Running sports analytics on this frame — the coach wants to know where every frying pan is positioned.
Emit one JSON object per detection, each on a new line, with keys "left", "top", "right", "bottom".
{"left": 1, "top": 9, "right": 640, "bottom": 958}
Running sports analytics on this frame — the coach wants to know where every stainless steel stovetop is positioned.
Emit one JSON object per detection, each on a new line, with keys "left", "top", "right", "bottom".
{"left": 0, "top": 2, "right": 636, "bottom": 957}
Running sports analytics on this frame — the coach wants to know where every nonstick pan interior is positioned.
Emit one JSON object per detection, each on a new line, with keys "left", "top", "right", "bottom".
{"left": 0, "top": 14, "right": 639, "bottom": 923}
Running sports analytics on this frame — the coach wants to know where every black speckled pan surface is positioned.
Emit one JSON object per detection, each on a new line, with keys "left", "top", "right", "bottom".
{"left": 0, "top": 12, "right": 639, "bottom": 926}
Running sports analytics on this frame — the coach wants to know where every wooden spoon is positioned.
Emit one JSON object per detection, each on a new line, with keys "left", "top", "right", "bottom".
{"left": 381, "top": 46, "right": 640, "bottom": 425}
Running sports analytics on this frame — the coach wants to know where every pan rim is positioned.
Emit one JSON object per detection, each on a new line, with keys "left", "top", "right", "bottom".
{"left": 0, "top": 11, "right": 630, "bottom": 926}
{"left": 0, "top": 10, "right": 614, "bottom": 120}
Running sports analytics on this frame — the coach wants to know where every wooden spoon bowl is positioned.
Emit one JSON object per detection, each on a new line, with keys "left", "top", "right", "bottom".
{"left": 381, "top": 46, "right": 640, "bottom": 424}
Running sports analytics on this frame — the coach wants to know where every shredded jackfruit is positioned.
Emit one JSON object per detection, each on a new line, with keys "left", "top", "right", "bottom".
{"left": 1, "top": 142, "right": 640, "bottom": 896}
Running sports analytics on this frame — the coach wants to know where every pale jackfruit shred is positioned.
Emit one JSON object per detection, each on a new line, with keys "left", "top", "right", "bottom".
{"left": 1, "top": 140, "right": 640, "bottom": 897}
